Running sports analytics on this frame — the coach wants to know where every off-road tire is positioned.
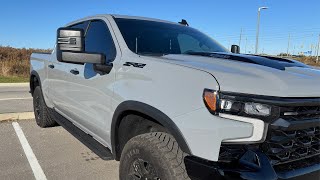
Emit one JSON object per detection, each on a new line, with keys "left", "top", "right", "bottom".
{"left": 119, "top": 132, "right": 190, "bottom": 180}
{"left": 33, "top": 86, "right": 56, "bottom": 128}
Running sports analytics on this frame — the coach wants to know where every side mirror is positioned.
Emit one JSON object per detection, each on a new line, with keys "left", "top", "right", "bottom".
{"left": 57, "top": 28, "right": 84, "bottom": 52}
{"left": 231, "top": 45, "right": 240, "bottom": 54}
{"left": 56, "top": 28, "right": 104, "bottom": 64}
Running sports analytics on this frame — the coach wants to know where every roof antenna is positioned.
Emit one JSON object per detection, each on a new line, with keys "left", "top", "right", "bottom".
{"left": 179, "top": 19, "right": 189, "bottom": 26}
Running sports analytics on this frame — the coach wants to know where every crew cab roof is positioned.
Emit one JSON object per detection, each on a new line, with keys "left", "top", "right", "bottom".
{"left": 65, "top": 14, "right": 179, "bottom": 27}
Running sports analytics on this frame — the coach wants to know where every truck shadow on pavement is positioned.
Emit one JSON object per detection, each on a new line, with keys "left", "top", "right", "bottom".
{"left": 52, "top": 110, "right": 114, "bottom": 161}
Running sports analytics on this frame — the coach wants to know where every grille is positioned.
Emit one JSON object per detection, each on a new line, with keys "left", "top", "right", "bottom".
{"left": 261, "top": 126, "right": 320, "bottom": 166}
{"left": 262, "top": 105, "right": 320, "bottom": 172}
{"left": 281, "top": 106, "right": 320, "bottom": 121}
{"left": 218, "top": 103, "right": 320, "bottom": 173}
{"left": 218, "top": 105, "right": 320, "bottom": 172}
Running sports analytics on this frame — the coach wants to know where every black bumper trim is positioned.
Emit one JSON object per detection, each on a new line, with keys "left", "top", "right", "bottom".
{"left": 185, "top": 150, "right": 319, "bottom": 180}
{"left": 277, "top": 163, "right": 320, "bottom": 179}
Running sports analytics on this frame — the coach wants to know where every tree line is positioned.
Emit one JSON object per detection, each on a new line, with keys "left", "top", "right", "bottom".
{"left": 0, "top": 46, "right": 318, "bottom": 79}
{"left": 0, "top": 46, "right": 52, "bottom": 77}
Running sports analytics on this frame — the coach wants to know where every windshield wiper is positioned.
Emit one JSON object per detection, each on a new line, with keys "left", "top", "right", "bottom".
{"left": 183, "top": 51, "right": 216, "bottom": 56}
{"left": 137, "top": 52, "right": 169, "bottom": 56}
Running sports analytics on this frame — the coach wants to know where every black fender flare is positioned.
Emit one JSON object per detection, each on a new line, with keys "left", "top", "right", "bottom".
{"left": 30, "top": 70, "right": 42, "bottom": 94}
{"left": 111, "top": 101, "right": 192, "bottom": 160}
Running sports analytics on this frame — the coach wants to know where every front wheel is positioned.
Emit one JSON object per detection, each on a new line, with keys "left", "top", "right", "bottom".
{"left": 119, "top": 132, "right": 190, "bottom": 180}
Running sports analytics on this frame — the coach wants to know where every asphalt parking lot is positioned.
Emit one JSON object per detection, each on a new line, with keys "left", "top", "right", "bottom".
{"left": 0, "top": 119, "right": 119, "bottom": 180}
{"left": 0, "top": 84, "right": 32, "bottom": 114}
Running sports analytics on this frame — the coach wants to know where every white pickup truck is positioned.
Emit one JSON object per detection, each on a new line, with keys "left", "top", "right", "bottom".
{"left": 30, "top": 14, "right": 320, "bottom": 180}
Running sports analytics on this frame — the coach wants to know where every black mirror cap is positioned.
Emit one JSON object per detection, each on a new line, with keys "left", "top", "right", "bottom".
{"left": 57, "top": 28, "right": 84, "bottom": 52}
{"left": 231, "top": 45, "right": 240, "bottom": 54}
{"left": 56, "top": 27, "right": 85, "bottom": 62}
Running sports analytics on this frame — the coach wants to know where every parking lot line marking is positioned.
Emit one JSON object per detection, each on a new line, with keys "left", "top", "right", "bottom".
{"left": 12, "top": 122, "right": 47, "bottom": 180}
{"left": 0, "top": 97, "right": 32, "bottom": 101}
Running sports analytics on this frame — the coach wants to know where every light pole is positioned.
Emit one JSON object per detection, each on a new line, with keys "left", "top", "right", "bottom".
{"left": 317, "top": 34, "right": 320, "bottom": 63}
{"left": 255, "top": 7, "right": 268, "bottom": 54}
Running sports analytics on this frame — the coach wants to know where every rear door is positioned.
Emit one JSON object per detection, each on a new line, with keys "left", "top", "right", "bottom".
{"left": 58, "top": 19, "right": 118, "bottom": 145}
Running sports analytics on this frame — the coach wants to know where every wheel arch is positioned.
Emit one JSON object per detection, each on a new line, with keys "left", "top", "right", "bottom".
{"left": 30, "top": 70, "right": 41, "bottom": 96}
{"left": 111, "top": 101, "right": 192, "bottom": 160}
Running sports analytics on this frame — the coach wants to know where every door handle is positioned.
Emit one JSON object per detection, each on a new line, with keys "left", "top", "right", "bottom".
{"left": 48, "top": 64, "right": 55, "bottom": 69}
{"left": 70, "top": 69, "right": 79, "bottom": 75}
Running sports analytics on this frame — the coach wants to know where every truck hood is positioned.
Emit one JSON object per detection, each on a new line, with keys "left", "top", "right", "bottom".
{"left": 161, "top": 53, "right": 320, "bottom": 97}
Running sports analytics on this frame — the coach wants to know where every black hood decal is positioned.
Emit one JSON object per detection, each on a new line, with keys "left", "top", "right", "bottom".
{"left": 186, "top": 52, "right": 309, "bottom": 71}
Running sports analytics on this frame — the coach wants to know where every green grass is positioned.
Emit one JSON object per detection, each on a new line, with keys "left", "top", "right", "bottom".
{"left": 0, "top": 76, "right": 29, "bottom": 83}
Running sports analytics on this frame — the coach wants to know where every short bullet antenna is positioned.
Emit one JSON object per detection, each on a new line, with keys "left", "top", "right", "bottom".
{"left": 179, "top": 19, "right": 189, "bottom": 26}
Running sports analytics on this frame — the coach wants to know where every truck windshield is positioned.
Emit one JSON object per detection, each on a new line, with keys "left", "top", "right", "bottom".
{"left": 115, "top": 18, "right": 228, "bottom": 56}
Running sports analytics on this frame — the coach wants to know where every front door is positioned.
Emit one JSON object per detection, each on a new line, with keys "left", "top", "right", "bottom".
{"left": 59, "top": 18, "right": 118, "bottom": 146}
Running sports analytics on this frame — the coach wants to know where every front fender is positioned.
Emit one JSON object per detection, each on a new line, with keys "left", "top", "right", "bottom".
{"left": 111, "top": 100, "right": 192, "bottom": 160}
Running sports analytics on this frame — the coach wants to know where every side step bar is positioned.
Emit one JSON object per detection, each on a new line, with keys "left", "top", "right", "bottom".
{"left": 51, "top": 109, "right": 114, "bottom": 160}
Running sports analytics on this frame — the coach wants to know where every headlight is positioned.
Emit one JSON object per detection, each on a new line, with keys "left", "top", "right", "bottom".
{"left": 203, "top": 89, "right": 276, "bottom": 120}
{"left": 244, "top": 102, "right": 271, "bottom": 116}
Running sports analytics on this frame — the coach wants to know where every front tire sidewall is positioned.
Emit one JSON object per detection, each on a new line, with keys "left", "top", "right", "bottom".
{"left": 32, "top": 87, "right": 56, "bottom": 128}
{"left": 33, "top": 87, "right": 45, "bottom": 127}
{"left": 120, "top": 133, "right": 189, "bottom": 180}
{"left": 120, "top": 145, "right": 167, "bottom": 180}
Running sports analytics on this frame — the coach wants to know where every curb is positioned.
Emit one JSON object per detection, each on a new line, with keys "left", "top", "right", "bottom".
{"left": 0, "top": 83, "right": 29, "bottom": 87}
{"left": 0, "top": 112, "right": 34, "bottom": 122}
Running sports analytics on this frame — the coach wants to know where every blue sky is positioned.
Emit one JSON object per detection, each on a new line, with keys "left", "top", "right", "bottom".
{"left": 1, "top": 0, "right": 319, "bottom": 55}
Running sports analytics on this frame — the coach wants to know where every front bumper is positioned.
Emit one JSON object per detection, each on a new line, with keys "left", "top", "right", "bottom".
{"left": 185, "top": 150, "right": 320, "bottom": 180}
{"left": 184, "top": 95, "right": 320, "bottom": 179}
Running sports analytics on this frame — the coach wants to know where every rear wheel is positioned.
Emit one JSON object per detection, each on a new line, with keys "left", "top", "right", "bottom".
{"left": 33, "top": 86, "right": 56, "bottom": 128}
{"left": 119, "top": 132, "right": 190, "bottom": 180}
